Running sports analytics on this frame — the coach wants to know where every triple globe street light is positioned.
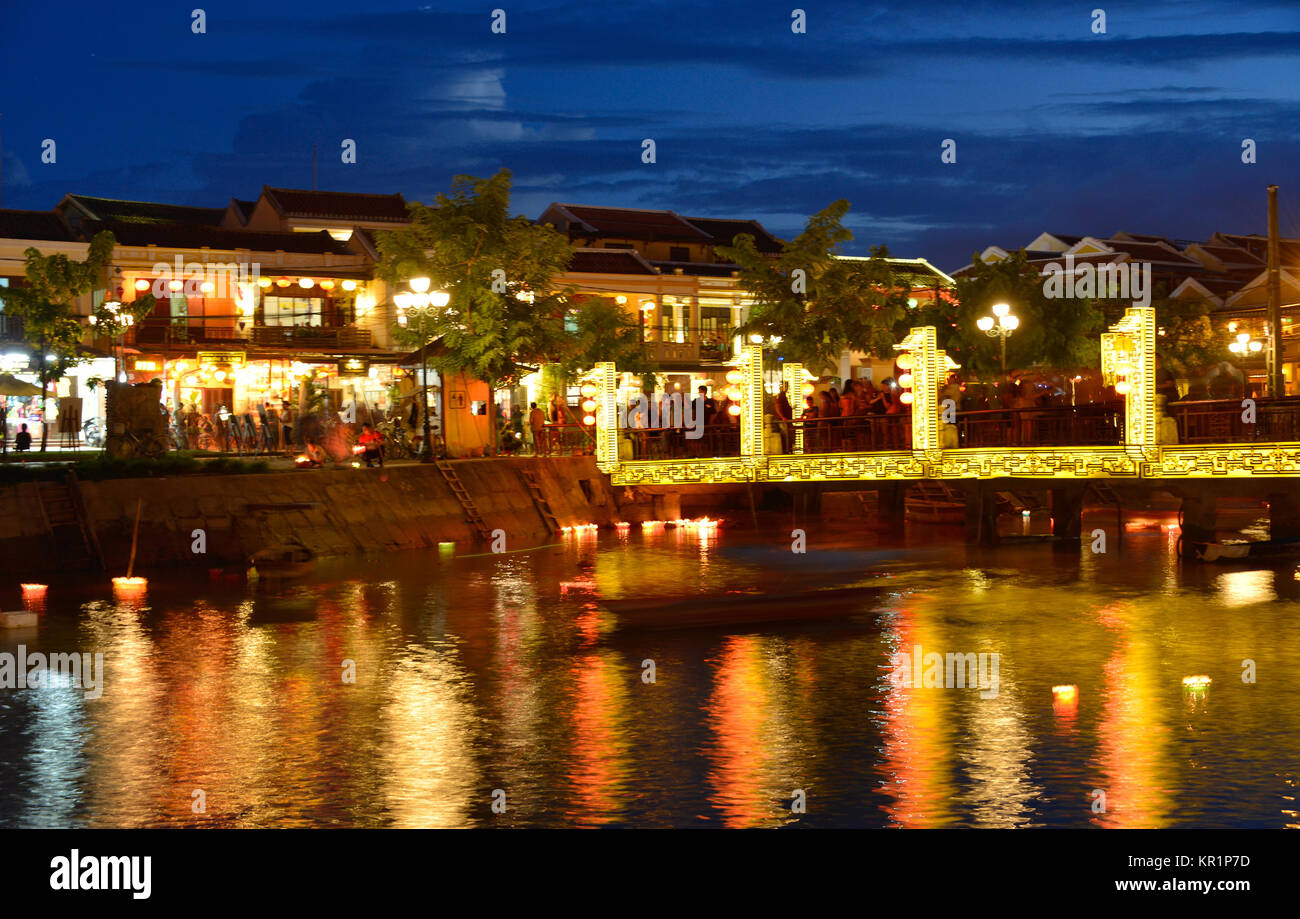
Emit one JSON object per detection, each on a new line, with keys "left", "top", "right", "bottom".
{"left": 394, "top": 277, "right": 450, "bottom": 462}
{"left": 976, "top": 302, "right": 1019, "bottom": 376}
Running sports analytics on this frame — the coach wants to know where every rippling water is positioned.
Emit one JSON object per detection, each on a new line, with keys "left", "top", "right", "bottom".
{"left": 1, "top": 511, "right": 1297, "bottom": 828}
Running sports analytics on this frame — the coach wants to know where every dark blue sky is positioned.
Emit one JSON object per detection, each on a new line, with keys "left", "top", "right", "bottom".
{"left": 1, "top": 0, "right": 1298, "bottom": 270}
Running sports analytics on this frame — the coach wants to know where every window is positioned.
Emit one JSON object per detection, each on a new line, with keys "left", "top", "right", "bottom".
{"left": 263, "top": 296, "right": 323, "bottom": 327}
{"left": 669, "top": 246, "right": 690, "bottom": 261}
{"left": 0, "top": 278, "right": 8, "bottom": 310}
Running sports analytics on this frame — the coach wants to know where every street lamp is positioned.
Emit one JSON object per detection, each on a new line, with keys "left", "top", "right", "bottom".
{"left": 1228, "top": 331, "right": 1264, "bottom": 355}
{"left": 396, "top": 281, "right": 449, "bottom": 462}
{"left": 88, "top": 298, "right": 135, "bottom": 380}
{"left": 976, "top": 302, "right": 1018, "bottom": 376}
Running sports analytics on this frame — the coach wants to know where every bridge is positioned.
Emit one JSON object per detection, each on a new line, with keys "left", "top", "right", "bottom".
{"left": 589, "top": 308, "right": 1300, "bottom": 551}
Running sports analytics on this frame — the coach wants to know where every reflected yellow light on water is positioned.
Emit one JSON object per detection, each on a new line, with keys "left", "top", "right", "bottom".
{"left": 1215, "top": 570, "right": 1274, "bottom": 607}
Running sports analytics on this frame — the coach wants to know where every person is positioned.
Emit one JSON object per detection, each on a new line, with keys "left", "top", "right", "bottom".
{"left": 14, "top": 423, "right": 31, "bottom": 452}
{"left": 302, "top": 439, "right": 326, "bottom": 467}
{"left": 358, "top": 422, "right": 384, "bottom": 467}
{"left": 774, "top": 383, "right": 793, "bottom": 453}
{"left": 1, "top": 399, "right": 8, "bottom": 454}
{"left": 528, "top": 401, "right": 546, "bottom": 455}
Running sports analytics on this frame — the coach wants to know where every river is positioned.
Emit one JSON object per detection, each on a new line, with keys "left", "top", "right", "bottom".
{"left": 1, "top": 509, "right": 1297, "bottom": 828}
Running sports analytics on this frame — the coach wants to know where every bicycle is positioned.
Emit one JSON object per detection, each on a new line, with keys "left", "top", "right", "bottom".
{"left": 104, "top": 428, "right": 169, "bottom": 458}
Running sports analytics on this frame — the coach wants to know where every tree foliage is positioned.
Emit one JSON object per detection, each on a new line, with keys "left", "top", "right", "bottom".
{"left": 720, "top": 200, "right": 910, "bottom": 372}
{"left": 2, "top": 231, "right": 123, "bottom": 450}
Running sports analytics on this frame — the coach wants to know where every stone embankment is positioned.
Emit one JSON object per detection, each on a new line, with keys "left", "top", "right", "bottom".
{"left": 0, "top": 457, "right": 726, "bottom": 575}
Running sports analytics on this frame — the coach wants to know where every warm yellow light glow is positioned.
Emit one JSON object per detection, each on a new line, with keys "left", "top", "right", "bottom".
{"left": 134, "top": 279, "right": 150, "bottom": 292}
{"left": 992, "top": 302, "right": 1010, "bottom": 317}
{"left": 409, "top": 277, "right": 431, "bottom": 293}
{"left": 725, "top": 369, "right": 743, "bottom": 385}
{"left": 976, "top": 316, "right": 994, "bottom": 331}
{"left": 200, "top": 281, "right": 215, "bottom": 294}
{"left": 580, "top": 382, "right": 597, "bottom": 398}
{"left": 801, "top": 382, "right": 815, "bottom": 397}
{"left": 319, "top": 279, "right": 335, "bottom": 290}
{"left": 749, "top": 334, "right": 764, "bottom": 344}
{"left": 1115, "top": 381, "right": 1131, "bottom": 395}
{"left": 581, "top": 399, "right": 597, "bottom": 413}
{"left": 258, "top": 277, "right": 273, "bottom": 289}
{"left": 615, "top": 295, "right": 627, "bottom": 305}
{"left": 1001, "top": 314, "right": 1019, "bottom": 330}
{"left": 298, "top": 277, "right": 314, "bottom": 289}
{"left": 582, "top": 414, "right": 596, "bottom": 426}
{"left": 429, "top": 291, "right": 450, "bottom": 308}
{"left": 169, "top": 280, "right": 183, "bottom": 292}
{"left": 899, "top": 391, "right": 914, "bottom": 404}
{"left": 897, "top": 373, "right": 913, "bottom": 388}
{"left": 276, "top": 277, "right": 291, "bottom": 288}
{"left": 20, "top": 583, "right": 47, "bottom": 597}
{"left": 342, "top": 279, "right": 357, "bottom": 291}
{"left": 214, "top": 370, "right": 227, "bottom": 382}
{"left": 895, "top": 353, "right": 914, "bottom": 371}
{"left": 1182, "top": 675, "right": 1212, "bottom": 688}
{"left": 640, "top": 300, "right": 656, "bottom": 312}
{"left": 1052, "top": 684, "right": 1077, "bottom": 699}
{"left": 727, "top": 403, "right": 742, "bottom": 416}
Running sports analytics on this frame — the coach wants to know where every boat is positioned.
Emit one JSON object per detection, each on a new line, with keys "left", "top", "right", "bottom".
{"left": 250, "top": 543, "right": 315, "bottom": 579}
{"left": 0, "top": 610, "right": 37, "bottom": 629}
{"left": 1192, "top": 539, "right": 1300, "bottom": 563}
{"left": 601, "top": 585, "right": 883, "bottom": 631}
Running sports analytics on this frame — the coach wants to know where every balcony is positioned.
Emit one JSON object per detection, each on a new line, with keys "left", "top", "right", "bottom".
{"left": 124, "top": 316, "right": 372, "bottom": 350}
{"left": 641, "top": 326, "right": 735, "bottom": 366}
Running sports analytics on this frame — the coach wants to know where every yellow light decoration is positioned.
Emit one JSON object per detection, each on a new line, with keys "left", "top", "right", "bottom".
{"left": 640, "top": 301, "right": 656, "bottom": 312}
{"left": 581, "top": 399, "right": 598, "bottom": 413}
{"left": 582, "top": 414, "right": 596, "bottom": 426}
{"left": 580, "top": 382, "right": 597, "bottom": 398}
{"left": 725, "top": 369, "right": 743, "bottom": 385}
{"left": 20, "top": 583, "right": 47, "bottom": 598}
{"left": 896, "top": 352, "right": 914, "bottom": 371}
{"left": 1052, "top": 684, "right": 1077, "bottom": 700}
{"left": 214, "top": 370, "right": 227, "bottom": 382}
{"left": 1115, "top": 381, "right": 1131, "bottom": 395}
{"left": 276, "top": 277, "right": 291, "bottom": 288}
{"left": 615, "top": 295, "right": 627, "bottom": 305}
{"left": 299, "top": 278, "right": 314, "bottom": 289}
{"left": 897, "top": 373, "right": 914, "bottom": 388}
{"left": 257, "top": 277, "right": 273, "bottom": 289}
{"left": 319, "top": 280, "right": 335, "bottom": 290}
{"left": 200, "top": 281, "right": 215, "bottom": 294}
{"left": 725, "top": 386, "right": 743, "bottom": 401}
{"left": 899, "top": 391, "right": 914, "bottom": 404}
{"left": 169, "top": 281, "right": 183, "bottom": 292}
{"left": 341, "top": 279, "right": 357, "bottom": 292}
{"left": 727, "top": 403, "right": 742, "bottom": 416}
{"left": 801, "top": 382, "right": 815, "bottom": 397}
{"left": 112, "top": 577, "right": 148, "bottom": 599}
{"left": 184, "top": 374, "right": 199, "bottom": 386}
{"left": 134, "top": 279, "right": 150, "bottom": 292}
{"left": 1182, "top": 675, "right": 1212, "bottom": 688}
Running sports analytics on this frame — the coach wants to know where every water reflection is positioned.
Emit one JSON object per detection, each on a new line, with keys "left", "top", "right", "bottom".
{"left": 0, "top": 520, "right": 1297, "bottom": 828}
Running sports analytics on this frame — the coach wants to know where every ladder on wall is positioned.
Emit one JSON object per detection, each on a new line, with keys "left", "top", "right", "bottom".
{"left": 435, "top": 460, "right": 493, "bottom": 541}
{"left": 34, "top": 471, "right": 103, "bottom": 568}
{"left": 518, "top": 467, "right": 560, "bottom": 534}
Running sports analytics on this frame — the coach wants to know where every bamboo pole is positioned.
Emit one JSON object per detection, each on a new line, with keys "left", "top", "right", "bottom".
{"left": 126, "top": 497, "right": 142, "bottom": 579}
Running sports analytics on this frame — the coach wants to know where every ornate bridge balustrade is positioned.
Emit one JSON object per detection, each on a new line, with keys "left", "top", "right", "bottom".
{"left": 593, "top": 308, "right": 1300, "bottom": 485}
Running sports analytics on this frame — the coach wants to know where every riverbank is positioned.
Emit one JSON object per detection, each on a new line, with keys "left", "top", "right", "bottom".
{"left": 0, "top": 456, "right": 737, "bottom": 576}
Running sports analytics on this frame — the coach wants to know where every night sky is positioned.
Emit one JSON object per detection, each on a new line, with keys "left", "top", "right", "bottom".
{"left": 1, "top": 0, "right": 1297, "bottom": 270}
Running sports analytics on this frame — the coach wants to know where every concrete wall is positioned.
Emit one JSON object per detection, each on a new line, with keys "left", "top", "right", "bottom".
{"left": 0, "top": 457, "right": 643, "bottom": 575}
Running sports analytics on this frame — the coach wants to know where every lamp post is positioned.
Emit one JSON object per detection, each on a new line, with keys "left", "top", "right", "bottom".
{"left": 396, "top": 277, "right": 449, "bottom": 462}
{"left": 88, "top": 298, "right": 135, "bottom": 381}
{"left": 976, "top": 302, "right": 1018, "bottom": 377}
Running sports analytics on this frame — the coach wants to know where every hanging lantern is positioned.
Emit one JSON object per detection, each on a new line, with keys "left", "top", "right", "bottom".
{"left": 341, "top": 279, "right": 358, "bottom": 292}
{"left": 1115, "top": 381, "right": 1131, "bottom": 395}
{"left": 899, "top": 391, "right": 914, "bottom": 404}
{"left": 727, "top": 403, "right": 742, "bottom": 416}
{"left": 581, "top": 399, "right": 597, "bottom": 413}
{"left": 725, "top": 369, "right": 743, "bottom": 385}
{"left": 896, "top": 352, "right": 914, "bottom": 371}
{"left": 725, "top": 386, "right": 743, "bottom": 401}
{"left": 640, "top": 301, "right": 656, "bottom": 312}
{"left": 580, "top": 382, "right": 597, "bottom": 398}
{"left": 298, "top": 278, "right": 315, "bottom": 289}
{"left": 319, "top": 279, "right": 335, "bottom": 290}
{"left": 801, "top": 382, "right": 815, "bottom": 397}
{"left": 168, "top": 280, "right": 183, "bottom": 292}
{"left": 582, "top": 414, "right": 596, "bottom": 426}
{"left": 897, "top": 373, "right": 914, "bottom": 388}
{"left": 133, "top": 279, "right": 150, "bottom": 292}
{"left": 257, "top": 277, "right": 273, "bottom": 289}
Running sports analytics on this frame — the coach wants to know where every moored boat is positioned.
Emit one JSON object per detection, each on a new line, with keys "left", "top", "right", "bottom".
{"left": 602, "top": 585, "right": 883, "bottom": 631}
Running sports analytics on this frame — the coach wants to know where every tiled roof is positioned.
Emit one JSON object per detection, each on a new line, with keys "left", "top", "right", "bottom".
{"left": 682, "top": 217, "right": 783, "bottom": 253}
{"left": 64, "top": 195, "right": 226, "bottom": 226}
{"left": 0, "top": 209, "right": 74, "bottom": 241}
{"left": 1100, "top": 240, "right": 1200, "bottom": 265}
{"left": 263, "top": 187, "right": 409, "bottom": 222}
{"left": 567, "top": 248, "right": 658, "bottom": 275}
{"left": 546, "top": 204, "right": 712, "bottom": 242}
{"left": 90, "top": 220, "right": 356, "bottom": 255}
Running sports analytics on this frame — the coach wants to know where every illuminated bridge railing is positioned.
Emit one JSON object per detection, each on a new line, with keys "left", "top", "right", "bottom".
{"left": 1166, "top": 398, "right": 1300, "bottom": 444}
{"left": 955, "top": 404, "right": 1123, "bottom": 448}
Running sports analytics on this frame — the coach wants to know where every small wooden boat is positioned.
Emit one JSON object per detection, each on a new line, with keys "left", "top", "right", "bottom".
{"left": 250, "top": 543, "right": 315, "bottom": 579}
{"left": 602, "top": 585, "right": 883, "bottom": 631}
{"left": 0, "top": 610, "right": 37, "bottom": 629}
{"left": 1193, "top": 539, "right": 1300, "bottom": 563}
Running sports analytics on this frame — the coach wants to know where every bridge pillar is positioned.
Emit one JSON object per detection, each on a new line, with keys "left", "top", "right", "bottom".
{"left": 1049, "top": 485, "right": 1085, "bottom": 540}
{"left": 652, "top": 492, "right": 682, "bottom": 521}
{"left": 877, "top": 483, "right": 907, "bottom": 534}
{"left": 1268, "top": 492, "right": 1300, "bottom": 541}
{"left": 1179, "top": 494, "right": 1217, "bottom": 557}
{"left": 964, "top": 486, "right": 1000, "bottom": 546}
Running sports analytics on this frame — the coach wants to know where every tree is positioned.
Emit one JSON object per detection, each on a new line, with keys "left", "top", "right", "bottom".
{"left": 1150, "top": 295, "right": 1224, "bottom": 380}
{"left": 950, "top": 250, "right": 1102, "bottom": 376}
{"left": 376, "top": 169, "right": 575, "bottom": 455}
{"left": 720, "top": 200, "right": 910, "bottom": 373}
{"left": 1, "top": 231, "right": 150, "bottom": 451}
{"left": 558, "top": 295, "right": 657, "bottom": 386}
